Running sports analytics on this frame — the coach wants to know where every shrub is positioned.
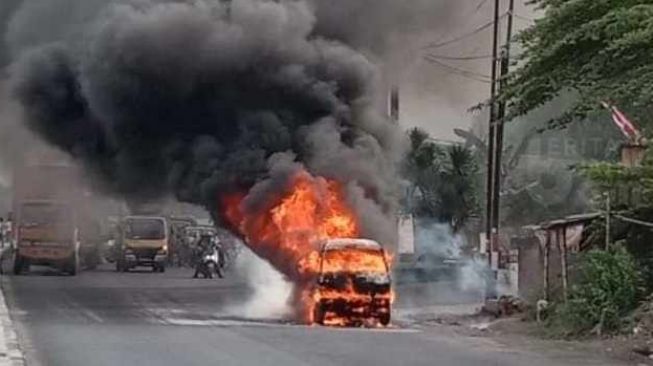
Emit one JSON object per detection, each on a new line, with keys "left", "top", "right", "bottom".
{"left": 550, "top": 245, "right": 642, "bottom": 336}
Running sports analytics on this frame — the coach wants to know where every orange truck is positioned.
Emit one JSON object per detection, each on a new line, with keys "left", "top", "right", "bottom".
{"left": 12, "top": 160, "right": 82, "bottom": 275}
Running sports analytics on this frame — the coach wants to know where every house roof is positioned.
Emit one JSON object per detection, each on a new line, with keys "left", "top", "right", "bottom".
{"left": 539, "top": 212, "right": 602, "bottom": 230}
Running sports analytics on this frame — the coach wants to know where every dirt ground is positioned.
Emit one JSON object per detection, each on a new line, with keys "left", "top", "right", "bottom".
{"left": 407, "top": 312, "right": 653, "bottom": 366}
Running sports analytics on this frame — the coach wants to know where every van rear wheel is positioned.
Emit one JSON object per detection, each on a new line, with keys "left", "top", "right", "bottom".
{"left": 313, "top": 303, "right": 325, "bottom": 325}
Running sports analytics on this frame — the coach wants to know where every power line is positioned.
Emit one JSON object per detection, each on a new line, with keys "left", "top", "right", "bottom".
{"left": 423, "top": 55, "right": 492, "bottom": 79}
{"left": 425, "top": 53, "right": 494, "bottom": 61}
{"left": 422, "top": 55, "right": 492, "bottom": 83}
{"left": 428, "top": 0, "right": 493, "bottom": 50}
{"left": 475, "top": 0, "right": 490, "bottom": 11}
{"left": 512, "top": 12, "right": 536, "bottom": 22}
{"left": 422, "top": 13, "right": 507, "bottom": 50}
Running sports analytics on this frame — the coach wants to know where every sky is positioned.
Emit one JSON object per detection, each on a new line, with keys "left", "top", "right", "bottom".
{"left": 396, "top": 0, "right": 537, "bottom": 140}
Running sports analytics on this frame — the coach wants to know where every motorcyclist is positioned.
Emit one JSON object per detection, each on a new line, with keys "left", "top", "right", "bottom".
{"left": 192, "top": 234, "right": 223, "bottom": 278}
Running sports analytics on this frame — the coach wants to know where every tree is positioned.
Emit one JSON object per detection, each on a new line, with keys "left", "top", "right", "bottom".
{"left": 456, "top": 119, "right": 594, "bottom": 227}
{"left": 497, "top": 0, "right": 653, "bottom": 129}
{"left": 581, "top": 150, "right": 653, "bottom": 290}
{"left": 552, "top": 246, "right": 641, "bottom": 336}
{"left": 403, "top": 128, "right": 479, "bottom": 232}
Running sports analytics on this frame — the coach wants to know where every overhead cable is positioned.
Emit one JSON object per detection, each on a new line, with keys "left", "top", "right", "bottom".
{"left": 425, "top": 53, "right": 494, "bottom": 61}
{"left": 423, "top": 55, "right": 492, "bottom": 84}
{"left": 422, "top": 13, "right": 507, "bottom": 50}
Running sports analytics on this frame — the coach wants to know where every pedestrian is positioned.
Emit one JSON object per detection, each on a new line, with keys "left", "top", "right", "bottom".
{"left": 216, "top": 239, "right": 226, "bottom": 271}
{"left": 5, "top": 213, "right": 12, "bottom": 247}
{"left": 0, "top": 217, "right": 5, "bottom": 248}
{"left": 0, "top": 217, "right": 6, "bottom": 275}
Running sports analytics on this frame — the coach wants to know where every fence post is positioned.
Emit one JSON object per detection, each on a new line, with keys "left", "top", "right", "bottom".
{"left": 559, "top": 227, "right": 568, "bottom": 302}
{"left": 543, "top": 230, "right": 550, "bottom": 301}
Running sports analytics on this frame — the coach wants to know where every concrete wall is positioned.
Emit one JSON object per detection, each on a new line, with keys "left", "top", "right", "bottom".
{"left": 516, "top": 237, "right": 543, "bottom": 303}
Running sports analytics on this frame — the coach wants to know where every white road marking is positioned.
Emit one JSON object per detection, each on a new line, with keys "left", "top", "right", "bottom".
{"left": 79, "top": 308, "right": 103, "bottom": 323}
{"left": 162, "top": 317, "right": 421, "bottom": 333}
{"left": 164, "top": 318, "right": 284, "bottom": 327}
{"left": 321, "top": 326, "right": 421, "bottom": 334}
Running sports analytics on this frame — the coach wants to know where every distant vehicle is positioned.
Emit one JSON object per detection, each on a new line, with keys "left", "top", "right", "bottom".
{"left": 185, "top": 225, "right": 217, "bottom": 240}
{"left": 14, "top": 200, "right": 80, "bottom": 275}
{"left": 394, "top": 253, "right": 462, "bottom": 284}
{"left": 168, "top": 216, "right": 197, "bottom": 263}
{"left": 169, "top": 216, "right": 197, "bottom": 228}
{"left": 79, "top": 218, "right": 103, "bottom": 270}
{"left": 116, "top": 216, "right": 169, "bottom": 272}
{"left": 174, "top": 225, "right": 216, "bottom": 267}
{"left": 12, "top": 159, "right": 83, "bottom": 276}
{"left": 312, "top": 239, "right": 392, "bottom": 326}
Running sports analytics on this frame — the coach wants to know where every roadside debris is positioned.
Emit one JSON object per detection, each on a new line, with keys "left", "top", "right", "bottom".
{"left": 631, "top": 296, "right": 653, "bottom": 361}
{"left": 536, "top": 299, "right": 549, "bottom": 323}
{"left": 482, "top": 295, "right": 527, "bottom": 318}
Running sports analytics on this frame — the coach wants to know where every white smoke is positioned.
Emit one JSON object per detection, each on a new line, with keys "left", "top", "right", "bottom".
{"left": 227, "top": 246, "right": 293, "bottom": 320}
{"left": 415, "top": 221, "right": 487, "bottom": 292}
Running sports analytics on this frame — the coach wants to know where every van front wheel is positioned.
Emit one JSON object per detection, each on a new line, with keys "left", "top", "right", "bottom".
{"left": 378, "top": 312, "right": 391, "bottom": 326}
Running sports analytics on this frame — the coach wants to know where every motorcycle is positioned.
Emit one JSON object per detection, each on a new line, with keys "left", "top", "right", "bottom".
{"left": 193, "top": 246, "right": 223, "bottom": 279}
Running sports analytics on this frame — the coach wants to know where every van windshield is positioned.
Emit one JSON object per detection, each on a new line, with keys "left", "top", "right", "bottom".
{"left": 322, "top": 248, "right": 387, "bottom": 274}
{"left": 124, "top": 218, "right": 165, "bottom": 240}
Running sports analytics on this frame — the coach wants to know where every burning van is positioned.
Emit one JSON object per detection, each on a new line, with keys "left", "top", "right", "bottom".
{"left": 312, "top": 238, "right": 393, "bottom": 326}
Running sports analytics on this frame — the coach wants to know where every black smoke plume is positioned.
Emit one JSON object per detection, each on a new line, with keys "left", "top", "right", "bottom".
{"left": 8, "top": 0, "right": 399, "bottom": 243}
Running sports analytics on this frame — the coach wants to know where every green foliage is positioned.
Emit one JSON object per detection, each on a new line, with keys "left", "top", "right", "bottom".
{"left": 403, "top": 128, "right": 479, "bottom": 232}
{"left": 580, "top": 147, "right": 653, "bottom": 207}
{"left": 498, "top": 0, "right": 653, "bottom": 129}
{"left": 579, "top": 148, "right": 653, "bottom": 296}
{"left": 550, "top": 245, "right": 642, "bottom": 336}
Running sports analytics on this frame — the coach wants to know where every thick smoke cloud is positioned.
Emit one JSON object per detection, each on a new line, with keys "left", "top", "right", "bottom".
{"left": 7, "top": 0, "right": 400, "bottom": 243}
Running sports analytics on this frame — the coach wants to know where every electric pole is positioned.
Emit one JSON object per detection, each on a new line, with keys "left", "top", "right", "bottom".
{"left": 491, "top": 0, "right": 515, "bottom": 250}
{"left": 485, "top": 0, "right": 501, "bottom": 262}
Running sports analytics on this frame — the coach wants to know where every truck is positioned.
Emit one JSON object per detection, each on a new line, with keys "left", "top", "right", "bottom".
{"left": 13, "top": 160, "right": 82, "bottom": 275}
{"left": 115, "top": 216, "right": 169, "bottom": 273}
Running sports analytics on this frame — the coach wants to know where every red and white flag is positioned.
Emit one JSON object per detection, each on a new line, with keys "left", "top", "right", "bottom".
{"left": 601, "top": 101, "right": 640, "bottom": 141}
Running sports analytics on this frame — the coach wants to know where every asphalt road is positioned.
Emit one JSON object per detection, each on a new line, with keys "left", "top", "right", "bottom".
{"left": 0, "top": 264, "right": 627, "bottom": 366}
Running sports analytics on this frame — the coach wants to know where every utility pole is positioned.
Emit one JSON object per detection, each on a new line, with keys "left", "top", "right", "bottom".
{"left": 491, "top": 0, "right": 515, "bottom": 252}
{"left": 605, "top": 191, "right": 611, "bottom": 250}
{"left": 485, "top": 0, "right": 502, "bottom": 264}
{"left": 390, "top": 85, "right": 400, "bottom": 123}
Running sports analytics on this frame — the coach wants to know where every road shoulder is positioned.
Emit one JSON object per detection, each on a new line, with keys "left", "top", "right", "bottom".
{"left": 0, "top": 279, "right": 25, "bottom": 366}
{"left": 413, "top": 311, "right": 651, "bottom": 366}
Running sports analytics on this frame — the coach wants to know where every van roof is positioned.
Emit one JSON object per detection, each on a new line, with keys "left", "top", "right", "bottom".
{"left": 322, "top": 238, "right": 383, "bottom": 251}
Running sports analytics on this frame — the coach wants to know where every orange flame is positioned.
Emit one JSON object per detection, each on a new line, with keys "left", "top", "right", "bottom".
{"left": 223, "top": 171, "right": 359, "bottom": 279}
{"left": 222, "top": 170, "right": 393, "bottom": 326}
